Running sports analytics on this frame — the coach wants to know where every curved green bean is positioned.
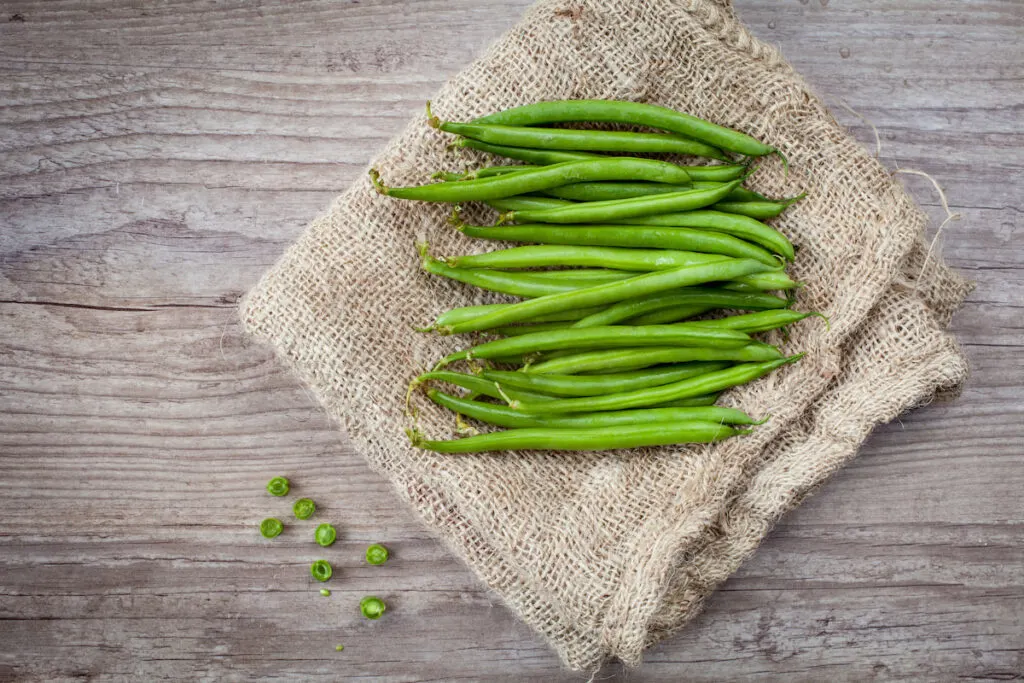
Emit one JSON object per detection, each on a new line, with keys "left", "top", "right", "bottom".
{"left": 723, "top": 271, "right": 800, "bottom": 291}
{"left": 501, "top": 179, "right": 742, "bottom": 223}
{"left": 457, "top": 138, "right": 599, "bottom": 165}
{"left": 372, "top": 158, "right": 696, "bottom": 203}
{"left": 439, "top": 324, "right": 752, "bottom": 366}
{"left": 525, "top": 344, "right": 782, "bottom": 375}
{"left": 656, "top": 393, "right": 722, "bottom": 407}
{"left": 414, "top": 371, "right": 555, "bottom": 403}
{"left": 573, "top": 288, "right": 789, "bottom": 328}
{"left": 433, "top": 302, "right": 605, "bottom": 328}
{"left": 428, "top": 389, "right": 761, "bottom": 428}
{"left": 486, "top": 195, "right": 573, "bottom": 212}
{"left": 618, "top": 210, "right": 795, "bottom": 261}
{"left": 629, "top": 305, "right": 716, "bottom": 325}
{"left": 423, "top": 256, "right": 623, "bottom": 298}
{"left": 491, "top": 322, "right": 572, "bottom": 336}
{"left": 513, "top": 269, "right": 634, "bottom": 283}
{"left": 542, "top": 179, "right": 769, "bottom": 203}
{"left": 440, "top": 259, "right": 776, "bottom": 334}
{"left": 471, "top": 99, "right": 778, "bottom": 157}
{"left": 436, "top": 120, "right": 728, "bottom": 160}
{"left": 510, "top": 356, "right": 801, "bottom": 413}
{"left": 411, "top": 420, "right": 748, "bottom": 453}
{"left": 480, "top": 363, "right": 729, "bottom": 397}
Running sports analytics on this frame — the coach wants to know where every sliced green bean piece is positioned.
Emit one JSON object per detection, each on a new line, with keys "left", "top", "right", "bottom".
{"left": 457, "top": 225, "right": 777, "bottom": 266}
{"left": 372, "top": 158, "right": 694, "bottom": 202}
{"left": 414, "top": 371, "right": 555, "bottom": 403}
{"left": 511, "top": 356, "right": 801, "bottom": 413}
{"left": 412, "top": 421, "right": 747, "bottom": 452}
{"left": 691, "top": 310, "right": 817, "bottom": 333}
{"left": 481, "top": 363, "right": 729, "bottom": 397}
{"left": 440, "top": 324, "right": 752, "bottom": 367}
{"left": 526, "top": 345, "right": 781, "bottom": 375}
{"left": 502, "top": 180, "right": 742, "bottom": 224}
{"left": 436, "top": 120, "right": 728, "bottom": 160}
{"left": 457, "top": 138, "right": 599, "bottom": 165}
{"left": 619, "top": 210, "right": 795, "bottom": 261}
{"left": 428, "top": 389, "right": 760, "bottom": 428}
{"left": 573, "top": 288, "right": 789, "bottom": 328}
{"left": 471, "top": 99, "right": 778, "bottom": 157}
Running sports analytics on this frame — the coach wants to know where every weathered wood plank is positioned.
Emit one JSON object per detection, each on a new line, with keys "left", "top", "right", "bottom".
{"left": 1, "top": 0, "right": 1021, "bottom": 680}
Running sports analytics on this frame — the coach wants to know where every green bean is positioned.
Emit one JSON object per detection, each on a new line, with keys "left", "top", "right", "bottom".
{"left": 439, "top": 324, "right": 752, "bottom": 366}
{"left": 372, "top": 158, "right": 696, "bottom": 203}
{"left": 628, "top": 305, "right": 715, "bottom": 325}
{"left": 510, "top": 356, "right": 801, "bottom": 413}
{"left": 699, "top": 184, "right": 769, "bottom": 202}
{"left": 500, "top": 179, "right": 742, "bottom": 223}
{"left": 618, "top": 210, "right": 795, "bottom": 261}
{"left": 723, "top": 271, "right": 800, "bottom": 291}
{"left": 471, "top": 99, "right": 778, "bottom": 157}
{"left": 428, "top": 389, "right": 760, "bottom": 428}
{"left": 526, "top": 345, "right": 781, "bottom": 375}
{"left": 434, "top": 303, "right": 604, "bottom": 328}
{"left": 541, "top": 181, "right": 686, "bottom": 201}
{"left": 573, "top": 288, "right": 789, "bottom": 328}
{"left": 457, "top": 138, "right": 600, "bottom": 165}
{"left": 486, "top": 196, "right": 573, "bottom": 212}
{"left": 414, "top": 371, "right": 556, "bottom": 403}
{"left": 423, "top": 256, "right": 612, "bottom": 298}
{"left": 516, "top": 269, "right": 634, "bottom": 283}
{"left": 491, "top": 322, "right": 572, "bottom": 336}
{"left": 435, "top": 120, "right": 728, "bottom": 160}
{"left": 464, "top": 165, "right": 537, "bottom": 179}
{"left": 447, "top": 242, "right": 778, "bottom": 269}
{"left": 692, "top": 310, "right": 818, "bottom": 333}
{"left": 713, "top": 201, "right": 788, "bottom": 219}
{"left": 440, "top": 259, "right": 776, "bottom": 334}
{"left": 412, "top": 420, "right": 747, "bottom": 452}
{"left": 656, "top": 393, "right": 721, "bottom": 407}
{"left": 481, "top": 363, "right": 729, "bottom": 397}
{"left": 458, "top": 224, "right": 777, "bottom": 267}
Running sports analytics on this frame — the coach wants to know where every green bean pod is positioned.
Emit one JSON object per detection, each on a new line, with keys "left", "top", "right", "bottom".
{"left": 439, "top": 324, "right": 753, "bottom": 367}
{"left": 436, "top": 121, "right": 728, "bottom": 160}
{"left": 510, "top": 356, "right": 802, "bottom": 413}
{"left": 457, "top": 138, "right": 600, "bottom": 165}
{"left": 471, "top": 99, "right": 778, "bottom": 157}
{"left": 490, "top": 322, "right": 572, "bottom": 336}
{"left": 486, "top": 196, "right": 573, "bottom": 212}
{"left": 433, "top": 303, "right": 606, "bottom": 328}
{"left": 501, "top": 179, "right": 742, "bottom": 223}
{"left": 713, "top": 201, "right": 788, "bottom": 219}
{"left": 446, "top": 242, "right": 777, "bottom": 269}
{"left": 458, "top": 224, "right": 777, "bottom": 266}
{"left": 410, "top": 420, "right": 748, "bottom": 453}
{"left": 655, "top": 393, "right": 722, "bottom": 407}
{"left": 722, "top": 271, "right": 800, "bottom": 291}
{"left": 428, "top": 389, "right": 761, "bottom": 429}
{"left": 542, "top": 180, "right": 764, "bottom": 203}
{"left": 480, "top": 363, "right": 729, "bottom": 397}
{"left": 692, "top": 310, "right": 819, "bottom": 333}
{"left": 423, "top": 257, "right": 601, "bottom": 298}
{"left": 619, "top": 210, "right": 795, "bottom": 261}
{"left": 374, "top": 157, "right": 698, "bottom": 203}
{"left": 573, "top": 288, "right": 789, "bottom": 328}
{"left": 440, "top": 259, "right": 776, "bottom": 334}
{"left": 628, "top": 305, "right": 716, "bottom": 325}
{"left": 525, "top": 344, "right": 782, "bottom": 375}
{"left": 523, "top": 269, "right": 635, "bottom": 282}
{"left": 413, "top": 371, "right": 554, "bottom": 403}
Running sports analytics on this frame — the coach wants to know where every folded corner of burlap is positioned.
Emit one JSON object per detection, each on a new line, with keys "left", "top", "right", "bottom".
{"left": 239, "top": 0, "right": 971, "bottom": 671}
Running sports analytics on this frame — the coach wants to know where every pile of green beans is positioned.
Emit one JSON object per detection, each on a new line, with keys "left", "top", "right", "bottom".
{"left": 372, "top": 99, "right": 813, "bottom": 453}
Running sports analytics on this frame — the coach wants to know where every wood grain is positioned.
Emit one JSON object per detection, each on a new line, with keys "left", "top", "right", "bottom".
{"left": 1, "top": 0, "right": 1022, "bottom": 680}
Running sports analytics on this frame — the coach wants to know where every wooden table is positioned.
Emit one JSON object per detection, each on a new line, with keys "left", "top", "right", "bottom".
{"left": 2, "top": 1, "right": 1021, "bottom": 680}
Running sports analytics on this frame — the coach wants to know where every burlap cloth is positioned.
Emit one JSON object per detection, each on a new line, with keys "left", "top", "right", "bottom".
{"left": 240, "top": 0, "right": 971, "bottom": 670}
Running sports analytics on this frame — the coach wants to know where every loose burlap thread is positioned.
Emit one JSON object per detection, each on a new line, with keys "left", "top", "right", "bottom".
{"left": 241, "top": 0, "right": 971, "bottom": 670}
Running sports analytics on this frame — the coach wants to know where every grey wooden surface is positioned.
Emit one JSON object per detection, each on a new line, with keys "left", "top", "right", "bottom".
{"left": 1, "top": 0, "right": 1022, "bottom": 680}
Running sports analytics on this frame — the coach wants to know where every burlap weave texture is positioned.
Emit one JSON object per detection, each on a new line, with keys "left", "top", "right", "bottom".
{"left": 241, "top": 0, "right": 970, "bottom": 669}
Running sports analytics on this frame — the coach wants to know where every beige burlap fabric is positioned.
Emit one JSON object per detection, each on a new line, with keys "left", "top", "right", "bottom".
{"left": 241, "top": 0, "right": 971, "bottom": 670}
